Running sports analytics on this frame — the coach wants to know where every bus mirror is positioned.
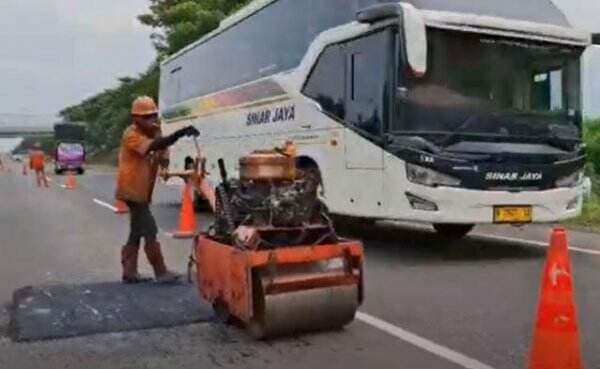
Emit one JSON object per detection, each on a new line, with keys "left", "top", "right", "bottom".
{"left": 356, "top": 3, "right": 427, "bottom": 76}
{"left": 400, "top": 3, "right": 427, "bottom": 77}
{"left": 592, "top": 33, "right": 600, "bottom": 45}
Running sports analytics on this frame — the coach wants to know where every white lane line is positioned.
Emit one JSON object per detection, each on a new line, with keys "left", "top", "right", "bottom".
{"left": 93, "top": 198, "right": 118, "bottom": 212}
{"left": 356, "top": 312, "right": 496, "bottom": 369}
{"left": 470, "top": 233, "right": 600, "bottom": 256}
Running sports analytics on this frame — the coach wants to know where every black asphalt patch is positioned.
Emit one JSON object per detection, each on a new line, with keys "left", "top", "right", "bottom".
{"left": 8, "top": 281, "right": 214, "bottom": 341}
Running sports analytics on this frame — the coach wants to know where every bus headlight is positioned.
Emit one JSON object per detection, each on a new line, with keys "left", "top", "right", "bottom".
{"left": 555, "top": 170, "right": 584, "bottom": 188}
{"left": 406, "top": 163, "right": 461, "bottom": 187}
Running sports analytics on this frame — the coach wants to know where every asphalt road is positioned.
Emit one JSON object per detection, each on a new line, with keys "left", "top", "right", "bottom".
{"left": 1, "top": 163, "right": 600, "bottom": 369}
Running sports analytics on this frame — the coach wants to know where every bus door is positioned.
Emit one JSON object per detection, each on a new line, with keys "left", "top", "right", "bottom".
{"left": 342, "top": 29, "right": 394, "bottom": 170}
{"left": 303, "top": 28, "right": 395, "bottom": 216}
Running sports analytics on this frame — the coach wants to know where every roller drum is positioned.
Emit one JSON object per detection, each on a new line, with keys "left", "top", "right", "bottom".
{"left": 249, "top": 284, "right": 359, "bottom": 339}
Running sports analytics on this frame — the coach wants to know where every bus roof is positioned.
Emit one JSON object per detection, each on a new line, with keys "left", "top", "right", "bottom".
{"left": 405, "top": 0, "right": 570, "bottom": 28}
{"left": 162, "top": 0, "right": 573, "bottom": 67}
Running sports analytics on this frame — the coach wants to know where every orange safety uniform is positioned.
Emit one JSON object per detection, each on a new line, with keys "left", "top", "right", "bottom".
{"left": 115, "top": 125, "right": 167, "bottom": 204}
{"left": 29, "top": 150, "right": 46, "bottom": 171}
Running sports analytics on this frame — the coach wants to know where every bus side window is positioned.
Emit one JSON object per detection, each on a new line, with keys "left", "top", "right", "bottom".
{"left": 303, "top": 45, "right": 346, "bottom": 120}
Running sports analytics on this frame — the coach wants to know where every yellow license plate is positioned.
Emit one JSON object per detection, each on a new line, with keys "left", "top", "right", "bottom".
{"left": 493, "top": 206, "right": 532, "bottom": 224}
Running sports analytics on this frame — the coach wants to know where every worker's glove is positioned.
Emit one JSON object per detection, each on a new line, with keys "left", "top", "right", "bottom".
{"left": 178, "top": 126, "right": 200, "bottom": 138}
{"left": 159, "top": 157, "right": 170, "bottom": 169}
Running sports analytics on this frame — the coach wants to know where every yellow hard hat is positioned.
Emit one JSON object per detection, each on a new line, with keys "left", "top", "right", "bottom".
{"left": 131, "top": 96, "right": 158, "bottom": 116}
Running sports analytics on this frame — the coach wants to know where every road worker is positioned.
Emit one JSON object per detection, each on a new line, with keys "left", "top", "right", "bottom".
{"left": 29, "top": 143, "right": 49, "bottom": 188}
{"left": 116, "top": 96, "right": 199, "bottom": 284}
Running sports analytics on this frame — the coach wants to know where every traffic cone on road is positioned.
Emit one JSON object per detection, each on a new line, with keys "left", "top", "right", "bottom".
{"left": 172, "top": 182, "right": 197, "bottom": 239}
{"left": 114, "top": 199, "right": 129, "bottom": 214}
{"left": 63, "top": 172, "right": 77, "bottom": 190}
{"left": 527, "top": 227, "right": 585, "bottom": 369}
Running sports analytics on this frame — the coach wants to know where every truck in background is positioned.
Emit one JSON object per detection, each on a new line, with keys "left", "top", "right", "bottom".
{"left": 53, "top": 123, "right": 86, "bottom": 175}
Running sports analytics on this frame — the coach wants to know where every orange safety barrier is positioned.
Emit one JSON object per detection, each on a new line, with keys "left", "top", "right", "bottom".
{"left": 63, "top": 172, "right": 77, "bottom": 190}
{"left": 528, "top": 227, "right": 585, "bottom": 369}
{"left": 172, "top": 182, "right": 197, "bottom": 239}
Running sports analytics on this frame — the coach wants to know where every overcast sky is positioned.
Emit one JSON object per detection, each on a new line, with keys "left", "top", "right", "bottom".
{"left": 0, "top": 0, "right": 597, "bottom": 118}
{"left": 0, "top": 0, "right": 155, "bottom": 116}
{"left": 555, "top": 0, "right": 600, "bottom": 32}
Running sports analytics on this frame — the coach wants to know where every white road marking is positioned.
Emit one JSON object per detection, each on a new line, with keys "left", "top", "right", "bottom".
{"left": 356, "top": 312, "right": 496, "bottom": 369}
{"left": 470, "top": 233, "right": 600, "bottom": 256}
{"left": 92, "top": 198, "right": 118, "bottom": 212}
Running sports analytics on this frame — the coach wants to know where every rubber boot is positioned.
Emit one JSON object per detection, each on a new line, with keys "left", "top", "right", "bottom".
{"left": 121, "top": 244, "right": 152, "bottom": 284}
{"left": 144, "top": 242, "right": 180, "bottom": 284}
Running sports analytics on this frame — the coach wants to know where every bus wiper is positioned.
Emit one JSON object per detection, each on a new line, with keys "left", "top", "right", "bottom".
{"left": 543, "top": 135, "right": 580, "bottom": 152}
{"left": 386, "top": 134, "right": 441, "bottom": 154}
{"left": 436, "top": 112, "right": 490, "bottom": 147}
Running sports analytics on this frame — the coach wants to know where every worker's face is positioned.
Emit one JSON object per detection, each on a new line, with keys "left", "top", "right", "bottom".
{"left": 133, "top": 114, "right": 159, "bottom": 136}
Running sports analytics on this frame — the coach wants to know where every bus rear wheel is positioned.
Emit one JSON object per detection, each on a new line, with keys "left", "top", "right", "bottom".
{"left": 433, "top": 224, "right": 474, "bottom": 238}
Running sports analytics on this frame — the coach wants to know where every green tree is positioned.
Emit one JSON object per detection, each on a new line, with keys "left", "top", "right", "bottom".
{"left": 60, "top": 0, "right": 251, "bottom": 153}
{"left": 138, "top": 0, "right": 249, "bottom": 56}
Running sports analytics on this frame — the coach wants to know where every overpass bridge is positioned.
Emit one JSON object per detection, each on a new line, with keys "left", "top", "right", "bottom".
{"left": 0, "top": 114, "right": 56, "bottom": 153}
{"left": 0, "top": 125, "right": 54, "bottom": 137}
{"left": 0, "top": 113, "right": 56, "bottom": 138}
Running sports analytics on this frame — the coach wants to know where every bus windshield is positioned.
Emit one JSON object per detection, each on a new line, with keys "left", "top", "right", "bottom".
{"left": 395, "top": 29, "right": 584, "bottom": 147}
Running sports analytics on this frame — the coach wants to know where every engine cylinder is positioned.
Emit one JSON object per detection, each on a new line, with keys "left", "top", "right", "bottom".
{"left": 239, "top": 150, "right": 296, "bottom": 181}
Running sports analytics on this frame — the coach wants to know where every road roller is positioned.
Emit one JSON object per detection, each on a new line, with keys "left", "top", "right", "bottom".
{"left": 180, "top": 141, "right": 364, "bottom": 339}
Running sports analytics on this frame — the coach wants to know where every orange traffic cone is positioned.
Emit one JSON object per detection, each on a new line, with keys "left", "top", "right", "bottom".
{"left": 114, "top": 199, "right": 129, "bottom": 214}
{"left": 173, "top": 182, "right": 197, "bottom": 239}
{"left": 63, "top": 172, "right": 77, "bottom": 190}
{"left": 527, "top": 227, "right": 585, "bottom": 369}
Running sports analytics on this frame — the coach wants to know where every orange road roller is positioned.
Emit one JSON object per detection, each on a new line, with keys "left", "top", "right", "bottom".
{"left": 176, "top": 141, "right": 365, "bottom": 338}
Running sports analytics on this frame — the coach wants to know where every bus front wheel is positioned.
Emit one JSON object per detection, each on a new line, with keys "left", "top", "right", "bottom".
{"left": 433, "top": 223, "right": 474, "bottom": 238}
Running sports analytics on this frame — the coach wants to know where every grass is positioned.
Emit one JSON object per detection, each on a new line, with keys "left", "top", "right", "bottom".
{"left": 567, "top": 193, "right": 600, "bottom": 233}
{"left": 566, "top": 119, "right": 600, "bottom": 232}
{"left": 87, "top": 148, "right": 119, "bottom": 167}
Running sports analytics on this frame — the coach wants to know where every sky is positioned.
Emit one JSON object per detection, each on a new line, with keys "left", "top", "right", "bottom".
{"left": 554, "top": 0, "right": 600, "bottom": 32}
{"left": 0, "top": 0, "right": 155, "bottom": 117}
{"left": 0, "top": 0, "right": 598, "bottom": 119}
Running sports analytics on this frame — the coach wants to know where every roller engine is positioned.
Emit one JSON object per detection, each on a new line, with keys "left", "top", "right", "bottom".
{"left": 185, "top": 143, "right": 364, "bottom": 339}
{"left": 210, "top": 148, "right": 335, "bottom": 250}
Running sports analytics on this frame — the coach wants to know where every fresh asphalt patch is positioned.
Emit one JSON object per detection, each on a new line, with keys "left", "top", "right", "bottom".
{"left": 8, "top": 281, "right": 214, "bottom": 342}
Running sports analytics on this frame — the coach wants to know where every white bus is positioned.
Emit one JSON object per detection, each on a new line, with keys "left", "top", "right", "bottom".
{"left": 160, "top": 0, "right": 596, "bottom": 237}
